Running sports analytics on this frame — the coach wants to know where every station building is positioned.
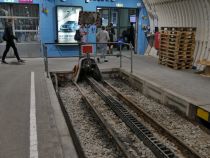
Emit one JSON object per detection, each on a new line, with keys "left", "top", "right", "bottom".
{"left": 0, "top": 0, "right": 149, "bottom": 57}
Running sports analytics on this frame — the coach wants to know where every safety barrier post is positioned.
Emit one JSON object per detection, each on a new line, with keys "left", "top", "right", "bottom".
{"left": 130, "top": 43, "right": 133, "bottom": 73}
{"left": 42, "top": 43, "right": 46, "bottom": 73}
{"left": 43, "top": 44, "right": 49, "bottom": 78}
{"left": 120, "top": 43, "right": 122, "bottom": 68}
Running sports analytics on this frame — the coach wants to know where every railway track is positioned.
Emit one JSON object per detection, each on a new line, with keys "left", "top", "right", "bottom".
{"left": 75, "top": 80, "right": 156, "bottom": 157}
{"left": 83, "top": 77, "right": 204, "bottom": 157}
{"left": 85, "top": 77, "right": 177, "bottom": 158}
{"left": 74, "top": 82, "right": 136, "bottom": 158}
{"left": 102, "top": 80, "right": 203, "bottom": 158}
{"left": 72, "top": 78, "right": 172, "bottom": 157}
{"left": 59, "top": 76, "right": 204, "bottom": 158}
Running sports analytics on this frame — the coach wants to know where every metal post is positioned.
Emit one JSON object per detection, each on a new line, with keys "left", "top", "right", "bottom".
{"left": 120, "top": 44, "right": 122, "bottom": 68}
{"left": 43, "top": 44, "right": 46, "bottom": 73}
{"left": 79, "top": 42, "right": 81, "bottom": 59}
{"left": 45, "top": 45, "right": 49, "bottom": 78}
{"left": 130, "top": 43, "right": 133, "bottom": 73}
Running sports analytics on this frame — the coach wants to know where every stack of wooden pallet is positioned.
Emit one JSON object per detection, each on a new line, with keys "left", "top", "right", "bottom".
{"left": 158, "top": 27, "right": 196, "bottom": 69}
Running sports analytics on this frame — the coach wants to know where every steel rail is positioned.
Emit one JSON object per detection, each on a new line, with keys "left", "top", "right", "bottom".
{"left": 103, "top": 80, "right": 203, "bottom": 158}
{"left": 56, "top": 93, "right": 86, "bottom": 158}
{"left": 73, "top": 82, "right": 135, "bottom": 158}
{"left": 87, "top": 77, "right": 175, "bottom": 158}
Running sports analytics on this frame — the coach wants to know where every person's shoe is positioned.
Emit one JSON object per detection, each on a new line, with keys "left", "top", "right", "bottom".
{"left": 18, "top": 59, "right": 25, "bottom": 63}
{"left": 104, "top": 59, "right": 108, "bottom": 62}
{"left": 1, "top": 60, "right": 8, "bottom": 64}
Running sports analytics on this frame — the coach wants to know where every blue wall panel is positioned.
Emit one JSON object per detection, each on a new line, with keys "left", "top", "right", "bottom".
{"left": 47, "top": 45, "right": 80, "bottom": 57}
{"left": 55, "top": 0, "right": 139, "bottom": 10}
{"left": 0, "top": 0, "right": 150, "bottom": 56}
{"left": 41, "top": 0, "right": 143, "bottom": 57}
{"left": 40, "top": 1, "right": 56, "bottom": 43}
{"left": 137, "top": 4, "right": 150, "bottom": 55}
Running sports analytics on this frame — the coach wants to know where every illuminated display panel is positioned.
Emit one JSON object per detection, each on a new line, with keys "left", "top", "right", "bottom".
{"left": 56, "top": 6, "right": 82, "bottom": 43}
{"left": 130, "top": 15, "right": 136, "bottom": 23}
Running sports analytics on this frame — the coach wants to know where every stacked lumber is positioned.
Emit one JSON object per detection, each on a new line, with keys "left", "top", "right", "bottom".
{"left": 158, "top": 27, "right": 196, "bottom": 69}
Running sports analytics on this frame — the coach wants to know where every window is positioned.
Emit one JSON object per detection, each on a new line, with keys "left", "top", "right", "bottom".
{"left": 97, "top": 7, "right": 137, "bottom": 41}
{"left": 0, "top": 3, "right": 39, "bottom": 43}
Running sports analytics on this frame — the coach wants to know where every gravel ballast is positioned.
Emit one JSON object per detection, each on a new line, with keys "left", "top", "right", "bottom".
{"left": 59, "top": 83, "right": 124, "bottom": 158}
{"left": 107, "top": 78, "right": 210, "bottom": 158}
{"left": 78, "top": 82, "right": 156, "bottom": 158}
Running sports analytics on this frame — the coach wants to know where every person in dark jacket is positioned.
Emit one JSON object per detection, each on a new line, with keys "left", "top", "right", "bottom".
{"left": 128, "top": 22, "right": 135, "bottom": 50}
{"left": 106, "top": 23, "right": 115, "bottom": 54}
{"left": 1, "top": 19, "right": 24, "bottom": 64}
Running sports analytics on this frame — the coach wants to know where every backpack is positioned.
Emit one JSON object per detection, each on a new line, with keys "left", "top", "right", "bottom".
{"left": 2, "top": 33, "right": 8, "bottom": 41}
{"left": 74, "top": 30, "right": 81, "bottom": 41}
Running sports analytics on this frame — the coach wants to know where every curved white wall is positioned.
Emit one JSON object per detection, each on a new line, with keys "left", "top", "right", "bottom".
{"left": 143, "top": 0, "right": 210, "bottom": 67}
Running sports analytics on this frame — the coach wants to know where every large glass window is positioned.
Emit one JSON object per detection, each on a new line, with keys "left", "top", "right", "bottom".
{"left": 97, "top": 7, "right": 137, "bottom": 41}
{"left": 0, "top": 3, "right": 39, "bottom": 43}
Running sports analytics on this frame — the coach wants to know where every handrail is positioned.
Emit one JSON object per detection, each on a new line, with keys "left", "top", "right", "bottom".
{"left": 42, "top": 42, "right": 134, "bottom": 78}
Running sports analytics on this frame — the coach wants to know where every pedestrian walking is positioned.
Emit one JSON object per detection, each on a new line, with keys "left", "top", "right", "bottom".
{"left": 1, "top": 19, "right": 24, "bottom": 64}
{"left": 96, "top": 26, "right": 110, "bottom": 62}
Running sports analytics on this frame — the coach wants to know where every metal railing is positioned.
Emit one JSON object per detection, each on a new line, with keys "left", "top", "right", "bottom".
{"left": 43, "top": 42, "right": 134, "bottom": 78}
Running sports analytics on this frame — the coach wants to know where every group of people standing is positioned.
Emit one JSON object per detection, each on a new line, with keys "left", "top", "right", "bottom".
{"left": 75, "top": 22, "right": 136, "bottom": 63}
{"left": 96, "top": 22, "right": 135, "bottom": 63}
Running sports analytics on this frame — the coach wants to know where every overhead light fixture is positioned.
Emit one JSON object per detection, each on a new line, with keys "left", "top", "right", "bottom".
{"left": 116, "top": 3, "right": 123, "bottom": 7}
{"left": 137, "top": 2, "right": 141, "bottom": 7}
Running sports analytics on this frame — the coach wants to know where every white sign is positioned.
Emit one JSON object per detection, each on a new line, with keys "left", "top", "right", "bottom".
{"left": 116, "top": 3, "right": 123, "bottom": 7}
{"left": 4, "top": 0, "right": 15, "bottom": 2}
{"left": 57, "top": 6, "right": 82, "bottom": 43}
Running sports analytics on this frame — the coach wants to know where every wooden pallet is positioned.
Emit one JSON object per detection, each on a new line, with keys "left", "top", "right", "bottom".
{"left": 179, "top": 38, "right": 195, "bottom": 43}
{"left": 168, "top": 47, "right": 194, "bottom": 52}
{"left": 160, "top": 36, "right": 169, "bottom": 40}
{"left": 159, "top": 27, "right": 196, "bottom": 70}
{"left": 181, "top": 31, "right": 195, "bottom": 35}
{"left": 179, "top": 43, "right": 195, "bottom": 48}
{"left": 168, "top": 40, "right": 180, "bottom": 44}
{"left": 167, "top": 50, "right": 186, "bottom": 55}
{"left": 167, "top": 57, "right": 186, "bottom": 62}
{"left": 180, "top": 34, "right": 195, "bottom": 39}
{"left": 179, "top": 47, "right": 194, "bottom": 52}
{"left": 160, "top": 27, "right": 196, "bottom": 32}
{"left": 160, "top": 33, "right": 169, "bottom": 37}
{"left": 166, "top": 54, "right": 186, "bottom": 58}
{"left": 166, "top": 64, "right": 185, "bottom": 70}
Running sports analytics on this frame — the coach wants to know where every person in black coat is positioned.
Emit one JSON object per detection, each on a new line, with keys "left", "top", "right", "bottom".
{"left": 107, "top": 23, "right": 115, "bottom": 54}
{"left": 1, "top": 20, "right": 24, "bottom": 64}
{"left": 128, "top": 22, "right": 135, "bottom": 50}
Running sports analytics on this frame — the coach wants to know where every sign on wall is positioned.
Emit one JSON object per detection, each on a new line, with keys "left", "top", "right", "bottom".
{"left": 4, "top": 0, "right": 15, "bottom": 2}
{"left": 85, "top": 0, "right": 115, "bottom": 2}
{"left": 56, "top": 6, "right": 82, "bottom": 43}
{"left": 19, "top": 0, "right": 33, "bottom": 3}
{"left": 78, "top": 11, "right": 101, "bottom": 26}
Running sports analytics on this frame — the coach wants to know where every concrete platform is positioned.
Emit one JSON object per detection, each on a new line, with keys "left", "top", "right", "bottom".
{"left": 0, "top": 53, "right": 210, "bottom": 158}
{"left": 46, "top": 53, "right": 210, "bottom": 121}
{"left": 0, "top": 59, "right": 78, "bottom": 158}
